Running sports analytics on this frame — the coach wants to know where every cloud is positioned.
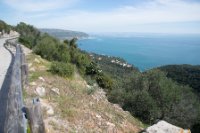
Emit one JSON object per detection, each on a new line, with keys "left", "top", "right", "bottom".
{"left": 3, "top": 0, "right": 200, "bottom": 33}
{"left": 32, "top": 0, "right": 200, "bottom": 32}
{"left": 3, "top": 0, "right": 78, "bottom": 12}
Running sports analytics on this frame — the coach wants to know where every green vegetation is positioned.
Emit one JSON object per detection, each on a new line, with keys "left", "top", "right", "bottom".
{"left": 50, "top": 62, "right": 74, "bottom": 77}
{"left": 33, "top": 33, "right": 71, "bottom": 62}
{"left": 158, "top": 64, "right": 200, "bottom": 93}
{"left": 15, "top": 22, "right": 40, "bottom": 48}
{"left": 0, "top": 20, "right": 13, "bottom": 34}
{"left": 92, "top": 54, "right": 200, "bottom": 132}
{"left": 16, "top": 22, "right": 111, "bottom": 90}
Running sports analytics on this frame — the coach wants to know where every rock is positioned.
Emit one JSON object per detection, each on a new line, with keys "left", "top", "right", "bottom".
{"left": 106, "top": 122, "right": 116, "bottom": 133}
{"left": 106, "top": 121, "right": 115, "bottom": 127}
{"left": 86, "top": 85, "right": 92, "bottom": 89}
{"left": 29, "top": 67, "right": 35, "bottom": 72}
{"left": 30, "top": 82, "right": 36, "bottom": 86}
{"left": 28, "top": 63, "right": 32, "bottom": 67}
{"left": 51, "top": 88, "right": 60, "bottom": 95}
{"left": 96, "top": 114, "right": 101, "bottom": 119}
{"left": 40, "top": 99, "right": 54, "bottom": 116}
{"left": 47, "top": 107, "right": 54, "bottom": 116}
{"left": 34, "top": 58, "right": 40, "bottom": 63}
{"left": 39, "top": 77, "right": 45, "bottom": 82}
{"left": 144, "top": 121, "right": 190, "bottom": 133}
{"left": 35, "top": 86, "right": 46, "bottom": 97}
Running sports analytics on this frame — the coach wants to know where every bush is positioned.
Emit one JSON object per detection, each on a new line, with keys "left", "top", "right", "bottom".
{"left": 123, "top": 90, "right": 159, "bottom": 124}
{"left": 33, "top": 34, "right": 71, "bottom": 62}
{"left": 15, "top": 22, "right": 40, "bottom": 48}
{"left": 96, "top": 73, "right": 113, "bottom": 90}
{"left": 86, "top": 62, "right": 99, "bottom": 75}
{"left": 50, "top": 62, "right": 74, "bottom": 77}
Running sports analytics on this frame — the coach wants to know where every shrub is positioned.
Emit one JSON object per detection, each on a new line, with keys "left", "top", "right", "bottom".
{"left": 33, "top": 34, "right": 71, "bottom": 63}
{"left": 96, "top": 73, "right": 113, "bottom": 90}
{"left": 16, "top": 22, "right": 40, "bottom": 48}
{"left": 50, "top": 62, "right": 74, "bottom": 77}
{"left": 86, "top": 62, "right": 99, "bottom": 75}
{"left": 123, "top": 90, "right": 159, "bottom": 124}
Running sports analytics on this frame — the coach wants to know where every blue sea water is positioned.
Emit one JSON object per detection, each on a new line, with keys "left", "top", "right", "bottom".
{"left": 78, "top": 33, "right": 200, "bottom": 71}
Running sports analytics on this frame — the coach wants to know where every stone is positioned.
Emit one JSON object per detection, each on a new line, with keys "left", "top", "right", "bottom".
{"left": 40, "top": 99, "right": 54, "bottom": 116}
{"left": 29, "top": 67, "right": 35, "bottom": 72}
{"left": 96, "top": 114, "right": 101, "bottom": 119}
{"left": 106, "top": 121, "right": 115, "bottom": 127}
{"left": 144, "top": 121, "right": 190, "bottom": 133}
{"left": 51, "top": 88, "right": 60, "bottom": 95}
{"left": 34, "top": 58, "right": 40, "bottom": 63}
{"left": 35, "top": 86, "right": 46, "bottom": 97}
{"left": 47, "top": 107, "right": 54, "bottom": 116}
{"left": 28, "top": 63, "right": 32, "bottom": 67}
{"left": 86, "top": 85, "right": 92, "bottom": 89}
{"left": 106, "top": 122, "right": 116, "bottom": 133}
{"left": 30, "top": 82, "right": 36, "bottom": 86}
{"left": 39, "top": 77, "right": 45, "bottom": 82}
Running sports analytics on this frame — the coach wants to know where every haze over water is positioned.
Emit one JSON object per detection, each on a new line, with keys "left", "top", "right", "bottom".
{"left": 78, "top": 33, "right": 200, "bottom": 71}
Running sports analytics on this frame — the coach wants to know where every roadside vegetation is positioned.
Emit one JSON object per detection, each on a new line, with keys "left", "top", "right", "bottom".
{"left": 0, "top": 20, "right": 13, "bottom": 34}
{"left": 15, "top": 22, "right": 112, "bottom": 90}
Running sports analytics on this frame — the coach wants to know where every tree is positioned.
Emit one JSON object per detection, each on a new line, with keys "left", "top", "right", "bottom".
{"left": 69, "top": 38, "right": 78, "bottom": 49}
{"left": 33, "top": 34, "right": 58, "bottom": 60}
{"left": 123, "top": 90, "right": 158, "bottom": 124}
{"left": 96, "top": 73, "right": 113, "bottom": 90}
{"left": 63, "top": 39, "right": 69, "bottom": 45}
{"left": 15, "top": 22, "right": 40, "bottom": 48}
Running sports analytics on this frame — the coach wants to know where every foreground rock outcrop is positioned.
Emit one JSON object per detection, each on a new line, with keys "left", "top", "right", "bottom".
{"left": 143, "top": 121, "right": 191, "bottom": 133}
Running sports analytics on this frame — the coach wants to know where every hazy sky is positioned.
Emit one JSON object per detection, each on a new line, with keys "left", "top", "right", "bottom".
{"left": 0, "top": 0, "right": 200, "bottom": 33}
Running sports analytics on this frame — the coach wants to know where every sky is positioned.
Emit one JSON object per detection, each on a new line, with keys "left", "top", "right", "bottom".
{"left": 0, "top": 0, "right": 200, "bottom": 33}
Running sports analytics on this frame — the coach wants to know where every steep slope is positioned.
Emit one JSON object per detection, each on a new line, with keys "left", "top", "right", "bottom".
{"left": 23, "top": 46, "right": 144, "bottom": 133}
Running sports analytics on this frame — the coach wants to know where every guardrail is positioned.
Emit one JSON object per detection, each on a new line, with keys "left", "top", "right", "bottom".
{"left": 4, "top": 38, "right": 45, "bottom": 133}
{"left": 4, "top": 38, "right": 28, "bottom": 133}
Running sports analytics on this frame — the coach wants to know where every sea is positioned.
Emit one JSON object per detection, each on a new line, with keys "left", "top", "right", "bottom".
{"left": 78, "top": 33, "right": 200, "bottom": 71}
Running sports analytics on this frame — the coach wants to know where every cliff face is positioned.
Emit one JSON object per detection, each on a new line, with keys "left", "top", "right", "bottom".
{"left": 23, "top": 46, "right": 144, "bottom": 133}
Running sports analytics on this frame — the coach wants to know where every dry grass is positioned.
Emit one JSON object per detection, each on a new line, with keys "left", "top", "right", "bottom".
{"left": 24, "top": 51, "right": 144, "bottom": 133}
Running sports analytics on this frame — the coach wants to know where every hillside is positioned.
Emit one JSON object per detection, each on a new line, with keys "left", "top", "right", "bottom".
{"left": 40, "top": 28, "right": 89, "bottom": 40}
{"left": 23, "top": 46, "right": 143, "bottom": 132}
{"left": 158, "top": 65, "right": 200, "bottom": 93}
{"left": 9, "top": 21, "right": 200, "bottom": 132}
{"left": 91, "top": 54, "right": 200, "bottom": 132}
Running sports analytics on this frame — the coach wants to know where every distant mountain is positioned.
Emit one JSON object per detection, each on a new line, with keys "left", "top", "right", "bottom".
{"left": 40, "top": 28, "right": 89, "bottom": 40}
